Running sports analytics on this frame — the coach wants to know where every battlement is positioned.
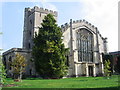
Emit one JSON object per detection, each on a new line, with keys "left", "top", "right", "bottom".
{"left": 25, "top": 6, "right": 58, "bottom": 17}
{"left": 61, "top": 19, "right": 98, "bottom": 32}
{"left": 61, "top": 23, "right": 70, "bottom": 32}
{"left": 72, "top": 19, "right": 97, "bottom": 30}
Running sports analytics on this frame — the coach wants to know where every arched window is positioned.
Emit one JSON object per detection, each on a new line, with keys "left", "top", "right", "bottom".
{"left": 77, "top": 28, "right": 93, "bottom": 62}
{"left": 9, "top": 56, "right": 12, "bottom": 61}
{"left": 3, "top": 57, "right": 6, "bottom": 69}
{"left": 28, "top": 43, "right": 31, "bottom": 49}
{"left": 30, "top": 19, "right": 32, "bottom": 24}
{"left": 30, "top": 31, "right": 31, "bottom": 36}
{"left": 9, "top": 56, "right": 12, "bottom": 70}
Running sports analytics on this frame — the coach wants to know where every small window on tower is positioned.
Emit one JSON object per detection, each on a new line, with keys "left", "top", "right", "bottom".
{"left": 3, "top": 57, "right": 6, "bottom": 69}
{"left": 30, "top": 20, "right": 32, "bottom": 24}
{"left": 28, "top": 43, "right": 31, "bottom": 49}
{"left": 9, "top": 56, "right": 12, "bottom": 70}
{"left": 30, "top": 31, "right": 31, "bottom": 36}
{"left": 40, "top": 13, "right": 41, "bottom": 17}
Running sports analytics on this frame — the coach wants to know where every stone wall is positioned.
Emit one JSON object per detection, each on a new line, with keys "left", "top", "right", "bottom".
{"left": 62, "top": 19, "right": 108, "bottom": 77}
{"left": 2, "top": 48, "right": 35, "bottom": 77}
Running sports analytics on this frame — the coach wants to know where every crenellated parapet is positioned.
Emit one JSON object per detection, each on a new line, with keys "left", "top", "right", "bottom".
{"left": 25, "top": 6, "right": 58, "bottom": 17}
{"left": 61, "top": 23, "right": 70, "bottom": 32}
{"left": 102, "top": 37, "right": 108, "bottom": 43}
{"left": 61, "top": 19, "right": 98, "bottom": 33}
{"left": 61, "top": 19, "right": 106, "bottom": 40}
{"left": 72, "top": 19, "right": 97, "bottom": 31}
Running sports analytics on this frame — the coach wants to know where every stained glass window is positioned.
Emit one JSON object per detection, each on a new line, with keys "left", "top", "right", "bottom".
{"left": 77, "top": 29, "right": 93, "bottom": 62}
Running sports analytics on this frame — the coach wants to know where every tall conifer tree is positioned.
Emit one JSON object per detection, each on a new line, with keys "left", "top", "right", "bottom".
{"left": 32, "top": 14, "right": 68, "bottom": 78}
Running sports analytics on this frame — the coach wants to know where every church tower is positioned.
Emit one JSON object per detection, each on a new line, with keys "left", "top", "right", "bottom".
{"left": 23, "top": 6, "right": 58, "bottom": 50}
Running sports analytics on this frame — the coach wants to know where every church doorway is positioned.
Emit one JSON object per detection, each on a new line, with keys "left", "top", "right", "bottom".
{"left": 88, "top": 66, "right": 93, "bottom": 76}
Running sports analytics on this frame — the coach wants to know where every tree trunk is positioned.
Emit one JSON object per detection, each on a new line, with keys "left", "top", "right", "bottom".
{"left": 14, "top": 74, "right": 21, "bottom": 82}
{"left": 19, "top": 72, "right": 22, "bottom": 81}
{"left": 19, "top": 67, "right": 23, "bottom": 81}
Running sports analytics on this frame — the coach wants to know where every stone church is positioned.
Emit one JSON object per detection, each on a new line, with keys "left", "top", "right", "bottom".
{"left": 2, "top": 6, "right": 108, "bottom": 77}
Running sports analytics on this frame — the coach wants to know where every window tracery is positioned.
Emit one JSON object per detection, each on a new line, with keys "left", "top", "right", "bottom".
{"left": 77, "top": 29, "right": 93, "bottom": 62}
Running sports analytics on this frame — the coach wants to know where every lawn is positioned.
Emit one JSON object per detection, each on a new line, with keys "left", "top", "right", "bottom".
{"left": 2, "top": 75, "right": 120, "bottom": 89}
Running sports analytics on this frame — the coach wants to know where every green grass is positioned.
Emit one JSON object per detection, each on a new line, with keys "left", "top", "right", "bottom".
{"left": 3, "top": 75, "right": 119, "bottom": 88}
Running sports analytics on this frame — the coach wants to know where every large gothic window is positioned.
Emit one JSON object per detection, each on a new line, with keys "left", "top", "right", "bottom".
{"left": 77, "top": 28, "right": 93, "bottom": 62}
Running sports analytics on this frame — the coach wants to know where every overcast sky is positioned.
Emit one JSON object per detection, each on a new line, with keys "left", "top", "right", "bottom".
{"left": 0, "top": 0, "right": 118, "bottom": 53}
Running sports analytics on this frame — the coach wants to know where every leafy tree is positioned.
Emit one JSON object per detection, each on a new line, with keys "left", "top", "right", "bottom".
{"left": 0, "top": 54, "right": 6, "bottom": 86}
{"left": 0, "top": 33, "right": 6, "bottom": 89}
{"left": 11, "top": 53, "right": 26, "bottom": 81}
{"left": 104, "top": 60, "right": 111, "bottom": 78}
{"left": 32, "top": 14, "right": 68, "bottom": 78}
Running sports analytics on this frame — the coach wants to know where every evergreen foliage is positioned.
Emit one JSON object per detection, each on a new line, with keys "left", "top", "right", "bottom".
{"left": 11, "top": 53, "right": 26, "bottom": 81}
{"left": 104, "top": 60, "right": 111, "bottom": 78}
{"left": 32, "top": 14, "right": 68, "bottom": 78}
